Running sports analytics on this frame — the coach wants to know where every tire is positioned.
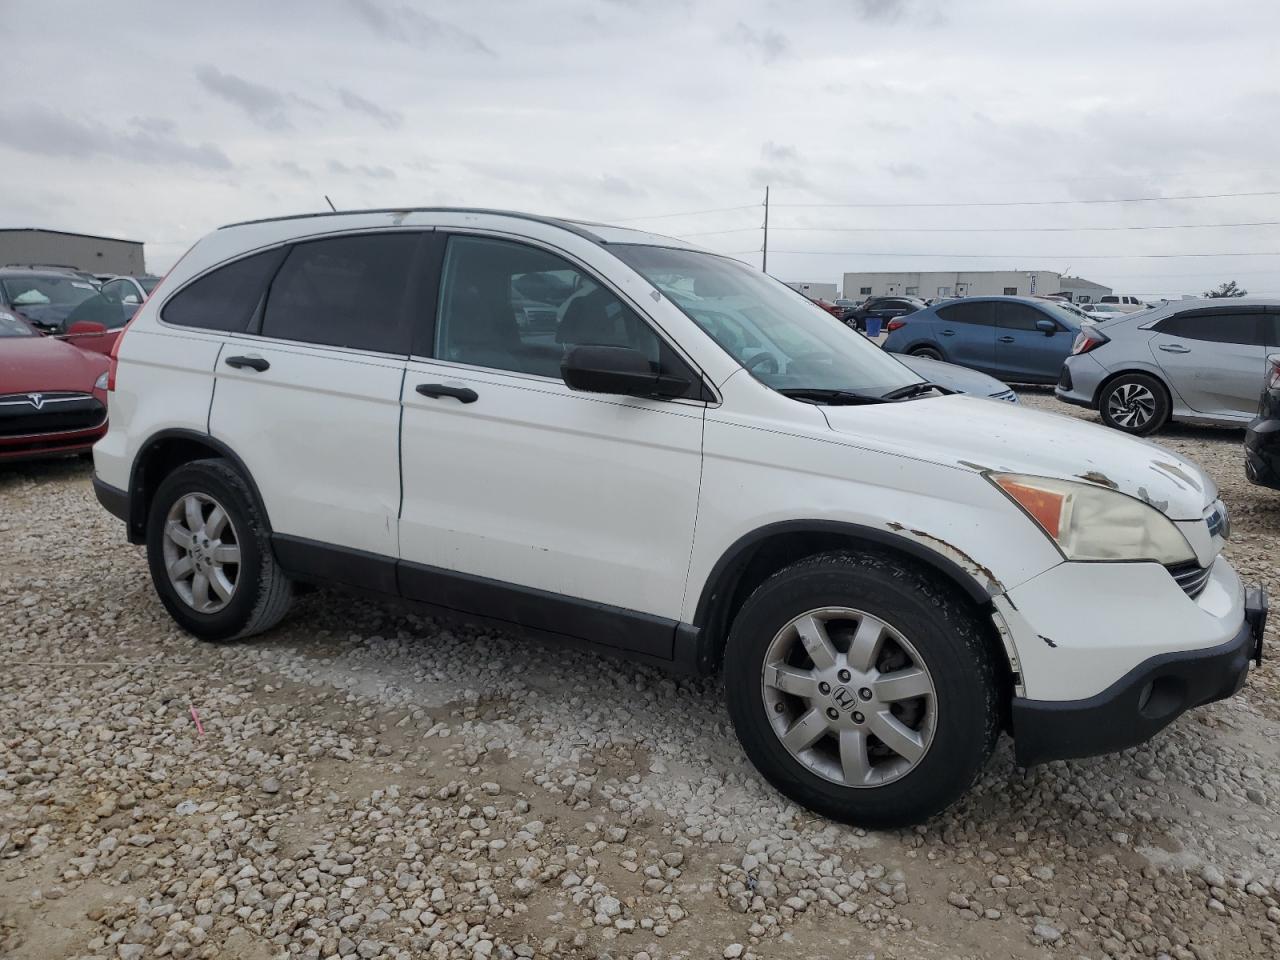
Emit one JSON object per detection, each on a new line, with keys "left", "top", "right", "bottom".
{"left": 909, "top": 345, "right": 943, "bottom": 361}
{"left": 723, "top": 550, "right": 1000, "bottom": 828}
{"left": 145, "top": 458, "right": 292, "bottom": 642}
{"left": 1097, "top": 372, "right": 1170, "bottom": 435}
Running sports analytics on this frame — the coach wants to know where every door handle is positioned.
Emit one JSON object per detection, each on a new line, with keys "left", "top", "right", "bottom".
{"left": 416, "top": 383, "right": 478, "bottom": 404}
{"left": 940, "top": 329, "right": 956, "bottom": 336}
{"left": 1158, "top": 343, "right": 1191, "bottom": 354}
{"left": 998, "top": 336, "right": 1016, "bottom": 343}
{"left": 225, "top": 355, "right": 270, "bottom": 372}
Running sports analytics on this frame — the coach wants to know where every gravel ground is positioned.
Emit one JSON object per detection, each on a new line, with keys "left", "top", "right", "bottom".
{"left": 2, "top": 391, "right": 1279, "bottom": 960}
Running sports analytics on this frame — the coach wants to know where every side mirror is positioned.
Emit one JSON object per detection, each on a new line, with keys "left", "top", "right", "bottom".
{"left": 1035, "top": 319, "right": 1057, "bottom": 335}
{"left": 561, "top": 345, "right": 690, "bottom": 398}
{"left": 66, "top": 320, "right": 107, "bottom": 337}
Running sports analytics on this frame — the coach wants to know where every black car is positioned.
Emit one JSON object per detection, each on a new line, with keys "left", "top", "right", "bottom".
{"left": 1245, "top": 354, "right": 1280, "bottom": 489}
{"left": 844, "top": 296, "right": 926, "bottom": 332}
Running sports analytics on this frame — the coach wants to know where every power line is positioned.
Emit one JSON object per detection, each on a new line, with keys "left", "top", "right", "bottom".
{"left": 773, "top": 190, "right": 1280, "bottom": 210}
{"left": 610, "top": 204, "right": 759, "bottom": 223}
{"left": 773, "top": 220, "right": 1280, "bottom": 234}
{"left": 766, "top": 250, "right": 1280, "bottom": 259}
{"left": 682, "top": 219, "right": 1280, "bottom": 238}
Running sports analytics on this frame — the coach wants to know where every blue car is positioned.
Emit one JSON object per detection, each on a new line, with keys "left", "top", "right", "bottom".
{"left": 881, "top": 295, "right": 1081, "bottom": 384}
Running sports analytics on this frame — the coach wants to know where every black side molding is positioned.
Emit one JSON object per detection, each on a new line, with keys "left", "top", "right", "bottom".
{"left": 270, "top": 534, "right": 690, "bottom": 668}
{"left": 92, "top": 473, "right": 130, "bottom": 524}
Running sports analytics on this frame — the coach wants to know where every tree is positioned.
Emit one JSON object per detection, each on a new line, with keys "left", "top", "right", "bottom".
{"left": 1203, "top": 280, "right": 1247, "bottom": 298}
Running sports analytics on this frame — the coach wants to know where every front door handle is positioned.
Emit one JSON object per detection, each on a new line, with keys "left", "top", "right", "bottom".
{"left": 1158, "top": 343, "right": 1191, "bottom": 354}
{"left": 225, "top": 355, "right": 270, "bottom": 372}
{"left": 940, "top": 329, "right": 956, "bottom": 337}
{"left": 416, "top": 383, "right": 478, "bottom": 404}
{"left": 998, "top": 335, "right": 1016, "bottom": 343}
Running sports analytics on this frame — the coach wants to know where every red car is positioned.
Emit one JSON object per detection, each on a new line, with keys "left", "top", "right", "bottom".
{"left": 810, "top": 297, "right": 844, "bottom": 318}
{"left": 0, "top": 311, "right": 110, "bottom": 462}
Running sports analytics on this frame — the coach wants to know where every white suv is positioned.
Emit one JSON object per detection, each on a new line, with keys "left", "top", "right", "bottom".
{"left": 92, "top": 208, "right": 1267, "bottom": 826}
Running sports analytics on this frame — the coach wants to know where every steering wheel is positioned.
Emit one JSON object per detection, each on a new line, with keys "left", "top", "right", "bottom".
{"left": 743, "top": 351, "right": 779, "bottom": 375}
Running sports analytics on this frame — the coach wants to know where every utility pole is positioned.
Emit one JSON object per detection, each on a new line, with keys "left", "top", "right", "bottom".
{"left": 762, "top": 185, "right": 770, "bottom": 274}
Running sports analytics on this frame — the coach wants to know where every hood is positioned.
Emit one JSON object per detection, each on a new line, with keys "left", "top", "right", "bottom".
{"left": 0, "top": 334, "right": 109, "bottom": 395}
{"left": 895, "top": 353, "right": 1010, "bottom": 397}
{"left": 820, "top": 394, "right": 1215, "bottom": 519}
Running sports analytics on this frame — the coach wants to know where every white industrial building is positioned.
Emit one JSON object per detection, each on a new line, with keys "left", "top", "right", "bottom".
{"left": 1056, "top": 276, "right": 1114, "bottom": 303}
{"left": 784, "top": 281, "right": 839, "bottom": 300}
{"left": 841, "top": 270, "right": 1108, "bottom": 301}
{"left": 0, "top": 228, "right": 146, "bottom": 275}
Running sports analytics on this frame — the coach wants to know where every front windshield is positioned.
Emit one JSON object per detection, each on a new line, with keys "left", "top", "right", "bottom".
{"left": 1, "top": 275, "right": 98, "bottom": 309}
{"left": 611, "top": 245, "right": 921, "bottom": 396}
{"left": 0, "top": 312, "right": 36, "bottom": 337}
{"left": 140, "top": 277, "right": 160, "bottom": 293}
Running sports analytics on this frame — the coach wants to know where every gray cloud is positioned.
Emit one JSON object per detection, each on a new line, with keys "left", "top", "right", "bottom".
{"left": 852, "top": 0, "right": 909, "bottom": 21}
{"left": 328, "top": 159, "right": 397, "bottom": 180}
{"left": 0, "top": 108, "right": 231, "bottom": 170}
{"left": 347, "top": 0, "right": 494, "bottom": 56}
{"left": 336, "top": 88, "right": 403, "bottom": 130}
{"left": 195, "top": 65, "right": 292, "bottom": 130}
{"left": 276, "top": 160, "right": 311, "bottom": 179}
{"left": 751, "top": 141, "right": 810, "bottom": 190}
{"left": 726, "top": 22, "right": 787, "bottom": 62}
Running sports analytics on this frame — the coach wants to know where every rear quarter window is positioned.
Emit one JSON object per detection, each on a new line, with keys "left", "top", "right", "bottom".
{"left": 162, "top": 248, "right": 286, "bottom": 332}
{"left": 1156, "top": 311, "right": 1264, "bottom": 346}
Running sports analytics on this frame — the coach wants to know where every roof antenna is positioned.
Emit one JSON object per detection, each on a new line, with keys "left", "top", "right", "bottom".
{"left": 324, "top": 195, "right": 337, "bottom": 212}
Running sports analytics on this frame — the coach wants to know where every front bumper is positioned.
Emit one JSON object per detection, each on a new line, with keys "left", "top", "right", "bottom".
{"left": 0, "top": 423, "right": 107, "bottom": 462}
{"left": 1012, "top": 586, "right": 1267, "bottom": 766}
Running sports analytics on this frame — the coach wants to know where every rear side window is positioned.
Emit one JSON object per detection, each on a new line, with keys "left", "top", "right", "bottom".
{"left": 261, "top": 233, "right": 419, "bottom": 353}
{"left": 1156, "top": 311, "right": 1263, "bottom": 346}
{"left": 162, "top": 249, "right": 285, "bottom": 332}
{"left": 936, "top": 301, "right": 994, "bottom": 325}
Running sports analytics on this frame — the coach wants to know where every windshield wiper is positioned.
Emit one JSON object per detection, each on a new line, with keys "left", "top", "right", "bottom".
{"left": 881, "top": 381, "right": 942, "bottom": 400}
{"left": 777, "top": 387, "right": 888, "bottom": 406}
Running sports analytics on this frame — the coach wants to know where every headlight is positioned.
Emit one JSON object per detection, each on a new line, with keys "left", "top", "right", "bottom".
{"left": 94, "top": 371, "right": 109, "bottom": 390}
{"left": 989, "top": 473, "right": 1195, "bottom": 564}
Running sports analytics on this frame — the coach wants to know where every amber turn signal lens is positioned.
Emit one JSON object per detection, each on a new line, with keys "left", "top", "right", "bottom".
{"left": 994, "top": 477, "right": 1065, "bottom": 539}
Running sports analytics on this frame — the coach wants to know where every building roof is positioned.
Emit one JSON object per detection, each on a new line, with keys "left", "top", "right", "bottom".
{"left": 0, "top": 227, "right": 144, "bottom": 246}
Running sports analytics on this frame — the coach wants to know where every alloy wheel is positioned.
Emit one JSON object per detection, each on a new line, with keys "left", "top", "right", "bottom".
{"left": 1106, "top": 382, "right": 1156, "bottom": 429}
{"left": 760, "top": 607, "right": 937, "bottom": 788}
{"left": 161, "top": 492, "right": 241, "bottom": 613}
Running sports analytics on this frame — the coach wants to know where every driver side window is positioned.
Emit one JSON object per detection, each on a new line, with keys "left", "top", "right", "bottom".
{"left": 434, "top": 235, "right": 665, "bottom": 378}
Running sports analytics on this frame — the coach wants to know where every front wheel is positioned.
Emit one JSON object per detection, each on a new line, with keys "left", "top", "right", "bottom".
{"left": 909, "top": 345, "right": 943, "bottom": 361}
{"left": 146, "top": 458, "right": 292, "bottom": 642}
{"left": 724, "top": 551, "right": 1000, "bottom": 827}
{"left": 1098, "top": 372, "right": 1170, "bottom": 435}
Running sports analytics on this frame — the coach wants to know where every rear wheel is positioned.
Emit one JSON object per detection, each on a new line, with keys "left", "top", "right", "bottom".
{"left": 146, "top": 458, "right": 292, "bottom": 641}
{"left": 1098, "top": 372, "right": 1170, "bottom": 435}
{"left": 724, "top": 551, "right": 1000, "bottom": 827}
{"left": 909, "top": 345, "right": 943, "bottom": 361}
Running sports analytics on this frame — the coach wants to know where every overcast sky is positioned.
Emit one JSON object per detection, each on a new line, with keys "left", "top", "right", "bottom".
{"left": 3, "top": 0, "right": 1279, "bottom": 297}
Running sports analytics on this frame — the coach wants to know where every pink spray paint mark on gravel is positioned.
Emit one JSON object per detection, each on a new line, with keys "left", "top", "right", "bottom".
{"left": 190, "top": 705, "right": 205, "bottom": 737}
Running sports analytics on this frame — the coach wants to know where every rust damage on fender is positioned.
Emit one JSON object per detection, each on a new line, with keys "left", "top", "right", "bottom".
{"left": 885, "top": 523, "right": 1004, "bottom": 594}
{"left": 1076, "top": 470, "right": 1117, "bottom": 489}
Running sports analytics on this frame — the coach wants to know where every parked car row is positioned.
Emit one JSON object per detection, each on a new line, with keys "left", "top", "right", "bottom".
{"left": 0, "top": 265, "right": 158, "bottom": 335}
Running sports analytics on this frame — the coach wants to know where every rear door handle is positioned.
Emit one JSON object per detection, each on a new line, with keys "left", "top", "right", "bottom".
{"left": 1158, "top": 343, "right": 1191, "bottom": 354}
{"left": 940, "top": 329, "right": 956, "bottom": 337}
{"left": 225, "top": 355, "right": 270, "bottom": 372}
{"left": 998, "top": 335, "right": 1016, "bottom": 343}
{"left": 416, "top": 383, "right": 478, "bottom": 404}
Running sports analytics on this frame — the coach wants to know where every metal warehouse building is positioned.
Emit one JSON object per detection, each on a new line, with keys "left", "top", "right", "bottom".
{"left": 842, "top": 269, "right": 1104, "bottom": 301}
{"left": 0, "top": 228, "right": 146, "bottom": 276}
